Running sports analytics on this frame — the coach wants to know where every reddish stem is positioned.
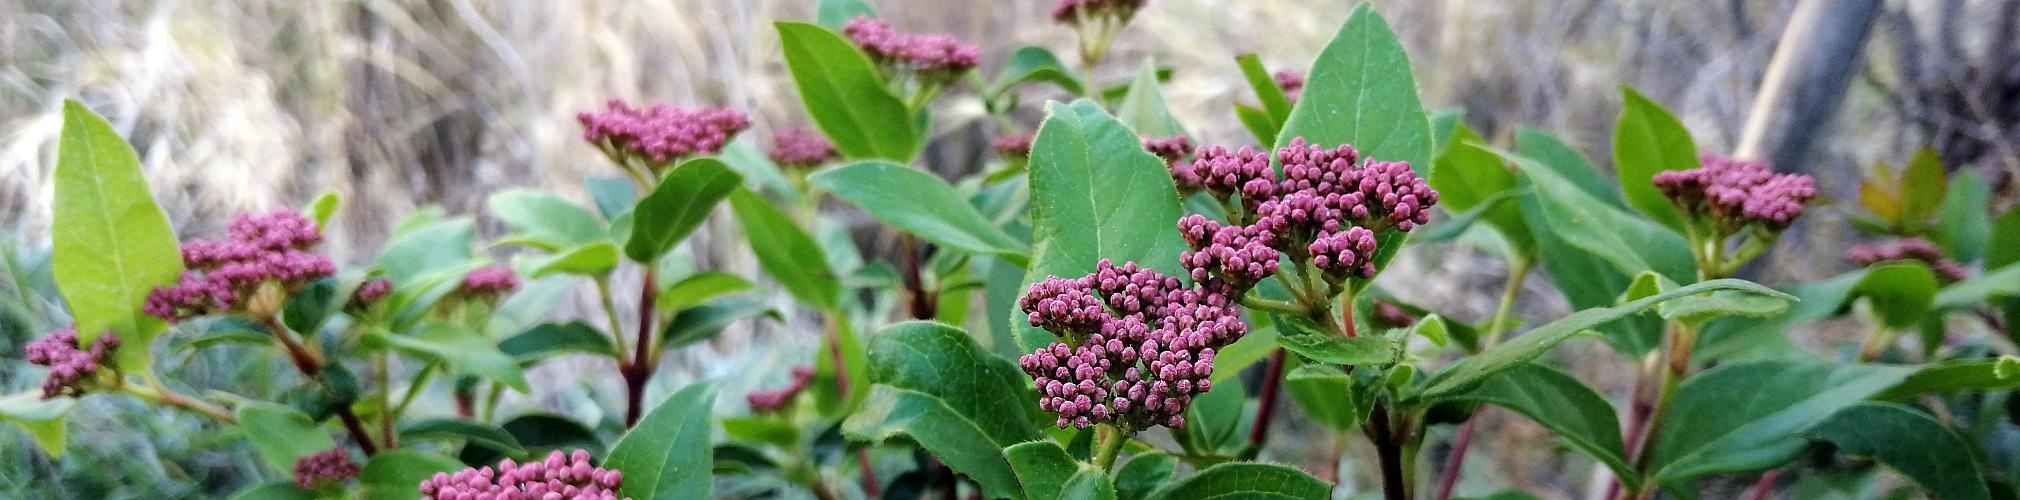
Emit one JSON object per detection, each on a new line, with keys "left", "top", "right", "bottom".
{"left": 1747, "top": 470, "right": 1781, "bottom": 500}
{"left": 624, "top": 269, "right": 658, "bottom": 428}
{"left": 1246, "top": 349, "right": 1288, "bottom": 452}
{"left": 901, "top": 235, "right": 936, "bottom": 319}
{"left": 260, "top": 315, "right": 377, "bottom": 455}
{"left": 1433, "top": 415, "right": 1481, "bottom": 500}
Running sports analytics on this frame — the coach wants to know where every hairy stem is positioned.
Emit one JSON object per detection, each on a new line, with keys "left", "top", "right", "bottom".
{"left": 1239, "top": 295, "right": 1307, "bottom": 315}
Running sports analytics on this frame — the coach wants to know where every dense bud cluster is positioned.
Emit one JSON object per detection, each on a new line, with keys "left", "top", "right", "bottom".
{"left": 1274, "top": 70, "right": 1305, "bottom": 102}
{"left": 1052, "top": 0, "right": 1146, "bottom": 24}
{"left": 766, "top": 127, "right": 837, "bottom": 169}
{"left": 293, "top": 448, "right": 359, "bottom": 489}
{"left": 1017, "top": 260, "right": 1246, "bottom": 430}
{"left": 578, "top": 99, "right": 750, "bottom": 165}
{"left": 746, "top": 366, "right": 815, "bottom": 413}
{"left": 1177, "top": 215, "right": 1280, "bottom": 294}
{"left": 145, "top": 209, "right": 337, "bottom": 322}
{"left": 25, "top": 328, "right": 119, "bottom": 399}
{"left": 994, "top": 132, "right": 1035, "bottom": 162}
{"left": 1848, "top": 238, "right": 1969, "bottom": 282}
{"left": 1652, "top": 154, "right": 1817, "bottom": 231}
{"left": 1169, "top": 145, "right": 1276, "bottom": 211}
{"left": 1140, "top": 135, "right": 1195, "bottom": 165}
{"left": 350, "top": 277, "right": 393, "bottom": 308}
{"left": 460, "top": 265, "right": 520, "bottom": 299}
{"left": 843, "top": 17, "right": 980, "bottom": 79}
{"left": 420, "top": 449, "right": 623, "bottom": 500}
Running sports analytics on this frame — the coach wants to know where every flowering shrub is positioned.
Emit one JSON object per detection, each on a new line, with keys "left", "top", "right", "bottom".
{"left": 9, "top": 2, "right": 2020, "bottom": 500}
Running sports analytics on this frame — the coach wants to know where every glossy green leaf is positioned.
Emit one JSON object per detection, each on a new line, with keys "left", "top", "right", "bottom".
{"left": 844, "top": 385, "right": 1022, "bottom": 498}
{"left": 489, "top": 189, "right": 605, "bottom": 251}
{"left": 358, "top": 450, "right": 463, "bottom": 500}
{"left": 0, "top": 392, "right": 71, "bottom": 458}
{"left": 661, "top": 296, "right": 779, "bottom": 349}
{"left": 626, "top": 159, "right": 743, "bottom": 262}
{"left": 237, "top": 402, "right": 337, "bottom": 472}
{"left": 1876, "top": 357, "right": 2020, "bottom": 400}
{"left": 1899, "top": 147, "right": 1949, "bottom": 231}
{"left": 1209, "top": 322, "right": 1278, "bottom": 385}
{"left": 720, "top": 416, "right": 799, "bottom": 448}
{"left": 1851, "top": 262, "right": 1939, "bottom": 329}
{"left": 526, "top": 242, "right": 619, "bottom": 278}
{"left": 776, "top": 21, "right": 918, "bottom": 161}
{"left": 1145, "top": 462, "right": 1330, "bottom": 500}
{"left": 1444, "top": 362, "right": 1633, "bottom": 486}
{"left": 1648, "top": 360, "right": 1914, "bottom": 484}
{"left": 990, "top": 46, "right": 1085, "bottom": 97}
{"left": 729, "top": 189, "right": 839, "bottom": 310}
{"left": 810, "top": 161, "right": 1027, "bottom": 258}
{"left": 374, "top": 324, "right": 529, "bottom": 392}
{"left": 1515, "top": 127, "right": 1621, "bottom": 206}
{"left": 656, "top": 271, "right": 756, "bottom": 313}
{"left": 399, "top": 418, "right": 528, "bottom": 455}
{"left": 1180, "top": 379, "right": 1246, "bottom": 455}
{"left": 1493, "top": 146, "right": 1694, "bottom": 283}
{"left": 1801, "top": 403, "right": 1989, "bottom": 500}
{"left": 1018, "top": 100, "right": 1188, "bottom": 352}
{"left": 608, "top": 382, "right": 718, "bottom": 500}
{"left": 1272, "top": 314, "right": 1395, "bottom": 365}
{"left": 814, "top": 0, "right": 875, "bottom": 30}
{"left": 1657, "top": 291, "right": 1791, "bottom": 327}
{"left": 499, "top": 321, "right": 618, "bottom": 362}
{"left": 1611, "top": 87, "right": 1697, "bottom": 231}
{"left": 1007, "top": 441, "right": 1114, "bottom": 500}
{"left": 1113, "top": 452, "right": 1177, "bottom": 500}
{"left": 1935, "top": 171, "right": 1991, "bottom": 262}
{"left": 1235, "top": 53, "right": 1292, "bottom": 124}
{"left": 1114, "top": 60, "right": 1186, "bottom": 138}
{"left": 282, "top": 277, "right": 340, "bottom": 334}
{"left": 374, "top": 218, "right": 475, "bottom": 284}
{"left": 1935, "top": 262, "right": 2020, "bottom": 310}
{"left": 1416, "top": 279, "right": 1789, "bottom": 402}
{"left": 52, "top": 100, "right": 183, "bottom": 353}
{"left": 1276, "top": 4, "right": 1434, "bottom": 177}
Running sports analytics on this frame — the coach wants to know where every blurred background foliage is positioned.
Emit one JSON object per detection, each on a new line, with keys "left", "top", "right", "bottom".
{"left": 3, "top": 0, "right": 2018, "bottom": 497}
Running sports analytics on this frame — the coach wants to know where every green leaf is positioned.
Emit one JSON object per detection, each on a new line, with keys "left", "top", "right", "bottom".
{"left": 229, "top": 482, "right": 318, "bottom": 500}
{"left": 1019, "top": 100, "right": 1189, "bottom": 352}
{"left": 729, "top": 189, "right": 840, "bottom": 310}
{"left": 499, "top": 321, "right": 618, "bottom": 362}
{"left": 661, "top": 296, "right": 779, "bottom": 349}
{"left": 1272, "top": 314, "right": 1395, "bottom": 365}
{"left": 398, "top": 418, "right": 528, "bottom": 455}
{"left": 1235, "top": 54, "right": 1293, "bottom": 125}
{"left": 845, "top": 386, "right": 1023, "bottom": 498}
{"left": 1876, "top": 356, "right": 2020, "bottom": 400}
{"left": 656, "top": 271, "right": 756, "bottom": 313}
{"left": 1416, "top": 279, "right": 1790, "bottom": 402}
{"left": 1611, "top": 86, "right": 1697, "bottom": 231}
{"left": 810, "top": 161, "right": 1027, "bottom": 258}
{"left": 1493, "top": 146, "right": 1694, "bottom": 283}
{"left": 282, "top": 277, "right": 340, "bottom": 334}
{"left": 814, "top": 0, "right": 875, "bottom": 30}
{"left": 488, "top": 189, "right": 605, "bottom": 251}
{"left": 1648, "top": 360, "right": 1914, "bottom": 484}
{"left": 1432, "top": 125, "right": 1531, "bottom": 252}
{"left": 626, "top": 159, "right": 743, "bottom": 263}
{"left": 1935, "top": 262, "right": 2020, "bottom": 310}
{"left": 1180, "top": 378, "right": 1246, "bottom": 455}
{"left": 608, "top": 382, "right": 718, "bottom": 500}
{"left": 1006, "top": 441, "right": 1114, "bottom": 500}
{"left": 776, "top": 21, "right": 918, "bottom": 161}
{"left": 1801, "top": 403, "right": 1989, "bottom": 500}
{"left": 717, "top": 138, "right": 803, "bottom": 203}
{"left": 587, "top": 176, "right": 639, "bottom": 220}
{"left": 237, "top": 402, "right": 337, "bottom": 472}
{"left": 0, "top": 392, "right": 71, "bottom": 458}
{"left": 990, "top": 46, "right": 1085, "bottom": 97}
{"left": 1285, "top": 360, "right": 1361, "bottom": 431}
{"left": 1515, "top": 127, "right": 1621, "bottom": 206}
{"left": 525, "top": 242, "right": 619, "bottom": 278}
{"left": 1233, "top": 103, "right": 1279, "bottom": 146}
{"left": 52, "top": 100, "right": 184, "bottom": 356}
{"left": 1409, "top": 314, "right": 1451, "bottom": 347}
{"left": 1657, "top": 292, "right": 1791, "bottom": 327}
{"left": 720, "top": 416, "right": 799, "bottom": 448}
{"left": 373, "top": 218, "right": 475, "bottom": 284}
{"left": 1444, "top": 362, "right": 1633, "bottom": 486}
{"left": 1851, "top": 262, "right": 1939, "bottom": 328}
{"left": 1987, "top": 209, "right": 2020, "bottom": 269}
{"left": 305, "top": 192, "right": 340, "bottom": 228}
{"left": 1113, "top": 60, "right": 1186, "bottom": 138}
{"left": 1209, "top": 322, "right": 1279, "bottom": 385}
{"left": 1113, "top": 452, "right": 1177, "bottom": 500}
{"left": 1935, "top": 171, "right": 1992, "bottom": 262}
{"left": 358, "top": 450, "right": 463, "bottom": 500}
{"left": 1276, "top": 4, "right": 1435, "bottom": 177}
{"left": 861, "top": 321, "right": 1043, "bottom": 445}
{"left": 374, "top": 324, "right": 529, "bottom": 392}
{"left": 1145, "top": 462, "right": 1330, "bottom": 500}
{"left": 1899, "top": 147, "right": 1949, "bottom": 231}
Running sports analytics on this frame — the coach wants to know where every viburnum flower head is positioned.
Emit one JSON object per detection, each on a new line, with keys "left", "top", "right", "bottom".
{"left": 1652, "top": 154, "right": 1817, "bottom": 231}
{"left": 766, "top": 127, "right": 837, "bottom": 169}
{"left": 578, "top": 99, "right": 750, "bottom": 166}
{"left": 420, "top": 449, "right": 623, "bottom": 500}
{"left": 145, "top": 208, "right": 337, "bottom": 322}
{"left": 1141, "top": 135, "right": 1195, "bottom": 166}
{"left": 1052, "top": 0, "right": 1147, "bottom": 24}
{"left": 25, "top": 327, "right": 120, "bottom": 399}
{"left": 293, "top": 448, "right": 359, "bottom": 489}
{"left": 1848, "top": 237, "right": 1969, "bottom": 282}
{"left": 842, "top": 17, "right": 980, "bottom": 83}
{"left": 1169, "top": 145, "right": 1276, "bottom": 212}
{"left": 1017, "top": 260, "right": 1246, "bottom": 430}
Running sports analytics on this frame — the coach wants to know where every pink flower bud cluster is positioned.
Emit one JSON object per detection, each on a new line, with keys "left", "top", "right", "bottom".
{"left": 293, "top": 448, "right": 359, "bottom": 489}
{"left": 1177, "top": 215, "right": 1280, "bottom": 293}
{"left": 578, "top": 99, "right": 750, "bottom": 164}
{"left": 145, "top": 209, "right": 337, "bottom": 322}
{"left": 766, "top": 127, "right": 838, "bottom": 169}
{"left": 994, "top": 132, "right": 1036, "bottom": 161}
{"left": 1141, "top": 135, "right": 1195, "bottom": 166}
{"left": 351, "top": 277, "right": 393, "bottom": 308}
{"left": 842, "top": 17, "right": 980, "bottom": 78}
{"left": 1273, "top": 70, "right": 1305, "bottom": 102}
{"left": 1169, "top": 145, "right": 1277, "bottom": 211}
{"left": 460, "top": 265, "right": 520, "bottom": 299}
{"left": 25, "top": 328, "right": 119, "bottom": 399}
{"left": 1051, "top": 0, "right": 1146, "bottom": 24}
{"left": 1017, "top": 260, "right": 1247, "bottom": 430}
{"left": 1848, "top": 237, "right": 1969, "bottom": 282}
{"left": 1652, "top": 154, "right": 1816, "bottom": 231}
{"left": 746, "top": 366, "right": 816, "bottom": 413}
{"left": 1270, "top": 138, "right": 1436, "bottom": 232}
{"left": 420, "top": 449, "right": 623, "bottom": 500}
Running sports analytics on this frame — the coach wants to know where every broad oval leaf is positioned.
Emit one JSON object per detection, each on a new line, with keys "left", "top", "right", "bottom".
{"left": 1935, "top": 170, "right": 1992, "bottom": 261}
{"left": 608, "top": 382, "right": 718, "bottom": 500}
{"left": 626, "top": 159, "right": 744, "bottom": 263}
{"left": 656, "top": 271, "right": 755, "bottom": 313}
{"left": 661, "top": 296, "right": 779, "bottom": 349}
{"left": 1611, "top": 86, "right": 1697, "bottom": 231}
{"left": 1145, "top": 462, "right": 1330, "bottom": 500}
{"left": 814, "top": 0, "right": 875, "bottom": 30}
{"left": 1443, "top": 362, "right": 1633, "bottom": 487}
{"left": 1285, "top": 359, "right": 1362, "bottom": 432}
{"left": 990, "top": 46, "right": 1085, "bottom": 98}
{"left": 1276, "top": 4, "right": 1434, "bottom": 177}
{"left": 1006, "top": 440, "right": 1113, "bottom": 500}
{"left": 844, "top": 385, "right": 1023, "bottom": 498}
{"left": 0, "top": 392, "right": 72, "bottom": 458}
{"left": 1114, "top": 60, "right": 1186, "bottom": 138}
{"left": 861, "top": 321, "right": 1043, "bottom": 445}
{"left": 525, "top": 242, "right": 619, "bottom": 278}
{"left": 810, "top": 161, "right": 1027, "bottom": 258}
{"left": 1934, "top": 262, "right": 2020, "bottom": 310}
{"left": 52, "top": 100, "right": 184, "bottom": 356}
{"left": 1800, "top": 403, "right": 1990, "bottom": 500}
{"left": 729, "top": 189, "right": 840, "bottom": 310}
{"left": 1851, "top": 262, "right": 1939, "bottom": 329}
{"left": 1874, "top": 356, "right": 2020, "bottom": 401}
{"left": 1648, "top": 359, "right": 1915, "bottom": 484}
{"left": 1493, "top": 146, "right": 1694, "bottom": 283}
{"left": 776, "top": 21, "right": 918, "bottom": 161}
{"left": 1113, "top": 452, "right": 1177, "bottom": 500}
{"left": 1272, "top": 314, "right": 1396, "bottom": 365}
{"left": 237, "top": 402, "right": 337, "bottom": 472}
